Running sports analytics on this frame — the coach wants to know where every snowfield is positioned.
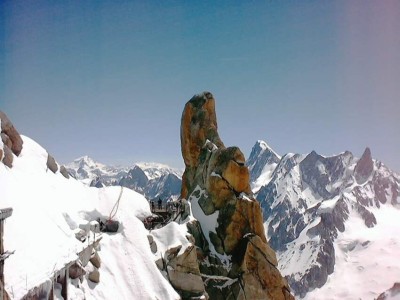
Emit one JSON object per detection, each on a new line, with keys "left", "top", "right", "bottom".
{"left": 0, "top": 136, "right": 180, "bottom": 299}
{"left": 304, "top": 205, "right": 400, "bottom": 300}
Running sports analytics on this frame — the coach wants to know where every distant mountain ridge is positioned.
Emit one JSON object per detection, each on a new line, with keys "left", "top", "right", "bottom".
{"left": 66, "top": 156, "right": 183, "bottom": 201}
{"left": 247, "top": 140, "right": 400, "bottom": 298}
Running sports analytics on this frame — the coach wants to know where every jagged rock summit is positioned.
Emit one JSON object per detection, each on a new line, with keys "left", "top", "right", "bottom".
{"left": 181, "top": 92, "right": 294, "bottom": 300}
{"left": 354, "top": 146, "right": 374, "bottom": 184}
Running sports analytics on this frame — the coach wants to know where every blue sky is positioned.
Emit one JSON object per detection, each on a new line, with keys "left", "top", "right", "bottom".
{"left": 1, "top": 1, "right": 399, "bottom": 171}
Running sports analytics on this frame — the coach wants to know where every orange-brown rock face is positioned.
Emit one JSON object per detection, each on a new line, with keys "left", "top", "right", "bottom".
{"left": 0, "top": 111, "right": 23, "bottom": 168}
{"left": 181, "top": 92, "right": 294, "bottom": 300}
{"left": 180, "top": 92, "right": 224, "bottom": 199}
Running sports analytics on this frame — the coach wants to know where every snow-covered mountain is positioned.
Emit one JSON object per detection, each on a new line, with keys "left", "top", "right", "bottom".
{"left": 247, "top": 140, "right": 400, "bottom": 299}
{"left": 1, "top": 135, "right": 184, "bottom": 299}
{"left": 66, "top": 156, "right": 129, "bottom": 186}
{"left": 66, "top": 157, "right": 182, "bottom": 201}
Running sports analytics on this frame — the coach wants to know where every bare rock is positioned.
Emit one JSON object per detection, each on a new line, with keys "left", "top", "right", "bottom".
{"left": 376, "top": 282, "right": 400, "bottom": 300}
{"left": 209, "top": 231, "right": 224, "bottom": 255}
{"left": 1, "top": 133, "right": 12, "bottom": 149}
{"left": 222, "top": 159, "right": 250, "bottom": 193}
{"left": 165, "top": 245, "right": 182, "bottom": 261}
{"left": 147, "top": 235, "right": 158, "bottom": 253}
{"left": 198, "top": 191, "right": 216, "bottom": 215}
{"left": 88, "top": 268, "right": 100, "bottom": 283}
{"left": 2, "top": 145, "right": 13, "bottom": 168}
{"left": 158, "top": 241, "right": 207, "bottom": 298}
{"left": 167, "top": 269, "right": 205, "bottom": 296}
{"left": 0, "top": 111, "right": 23, "bottom": 156}
{"left": 90, "top": 251, "right": 101, "bottom": 268}
{"left": 180, "top": 92, "right": 224, "bottom": 199}
{"left": 166, "top": 245, "right": 205, "bottom": 297}
{"left": 247, "top": 234, "right": 278, "bottom": 267}
{"left": 217, "top": 198, "right": 267, "bottom": 254}
{"left": 60, "top": 165, "right": 70, "bottom": 179}
{"left": 186, "top": 220, "right": 209, "bottom": 253}
{"left": 206, "top": 174, "right": 234, "bottom": 210}
{"left": 69, "top": 262, "right": 86, "bottom": 279}
{"left": 46, "top": 154, "right": 58, "bottom": 173}
{"left": 155, "top": 258, "right": 164, "bottom": 270}
{"left": 354, "top": 147, "right": 374, "bottom": 184}
{"left": 230, "top": 234, "right": 293, "bottom": 300}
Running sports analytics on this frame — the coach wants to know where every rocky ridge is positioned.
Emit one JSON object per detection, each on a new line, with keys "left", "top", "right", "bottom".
{"left": 0, "top": 111, "right": 24, "bottom": 168}
{"left": 0, "top": 111, "right": 70, "bottom": 179}
{"left": 376, "top": 283, "right": 400, "bottom": 300}
{"left": 180, "top": 93, "right": 294, "bottom": 300}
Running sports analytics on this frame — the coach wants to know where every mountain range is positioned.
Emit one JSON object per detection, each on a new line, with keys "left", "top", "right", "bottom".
{"left": 66, "top": 139, "right": 400, "bottom": 298}
{"left": 247, "top": 140, "right": 400, "bottom": 298}
{"left": 66, "top": 156, "right": 182, "bottom": 202}
{"left": 65, "top": 138, "right": 400, "bottom": 299}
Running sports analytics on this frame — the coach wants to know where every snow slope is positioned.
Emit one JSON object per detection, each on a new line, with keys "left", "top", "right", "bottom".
{"left": 1, "top": 136, "right": 179, "bottom": 299}
{"left": 305, "top": 205, "right": 400, "bottom": 299}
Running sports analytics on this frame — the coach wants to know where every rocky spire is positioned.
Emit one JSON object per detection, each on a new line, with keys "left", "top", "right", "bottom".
{"left": 354, "top": 147, "right": 374, "bottom": 184}
{"left": 180, "top": 92, "right": 294, "bottom": 299}
{"left": 180, "top": 92, "right": 224, "bottom": 199}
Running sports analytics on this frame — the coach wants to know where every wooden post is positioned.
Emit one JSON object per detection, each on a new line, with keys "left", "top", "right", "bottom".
{"left": 60, "top": 268, "right": 68, "bottom": 300}
{"left": 0, "top": 208, "right": 13, "bottom": 300}
{"left": 0, "top": 219, "right": 4, "bottom": 286}
{"left": 0, "top": 222, "right": 3, "bottom": 300}
{"left": 48, "top": 279, "right": 54, "bottom": 300}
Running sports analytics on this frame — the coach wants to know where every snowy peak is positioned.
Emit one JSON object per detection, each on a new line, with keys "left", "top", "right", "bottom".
{"left": 65, "top": 155, "right": 119, "bottom": 182}
{"left": 75, "top": 155, "right": 98, "bottom": 167}
{"left": 135, "top": 162, "right": 183, "bottom": 180}
{"left": 299, "top": 150, "right": 354, "bottom": 199}
{"left": 251, "top": 145, "right": 400, "bottom": 298}
{"left": 250, "top": 140, "right": 281, "bottom": 161}
{"left": 256, "top": 139, "right": 279, "bottom": 153}
{"left": 246, "top": 140, "right": 281, "bottom": 187}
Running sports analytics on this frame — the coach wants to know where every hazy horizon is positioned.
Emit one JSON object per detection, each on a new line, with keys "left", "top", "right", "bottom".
{"left": 2, "top": 1, "right": 399, "bottom": 172}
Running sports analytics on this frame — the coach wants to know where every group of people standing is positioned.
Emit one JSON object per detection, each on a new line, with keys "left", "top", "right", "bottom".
{"left": 145, "top": 198, "right": 185, "bottom": 230}
{"left": 150, "top": 198, "right": 163, "bottom": 211}
{"left": 150, "top": 198, "right": 182, "bottom": 213}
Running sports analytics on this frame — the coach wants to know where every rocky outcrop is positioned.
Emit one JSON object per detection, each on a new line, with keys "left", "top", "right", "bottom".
{"left": 90, "top": 251, "right": 101, "bottom": 268}
{"left": 166, "top": 245, "right": 205, "bottom": 298}
{"left": 69, "top": 262, "right": 86, "bottom": 280}
{"left": 0, "top": 111, "right": 23, "bottom": 168}
{"left": 119, "top": 166, "right": 148, "bottom": 193}
{"left": 354, "top": 147, "right": 374, "bottom": 184}
{"left": 376, "top": 282, "right": 400, "bottom": 300}
{"left": 180, "top": 92, "right": 224, "bottom": 199}
{"left": 59, "top": 165, "right": 70, "bottom": 179}
{"left": 154, "top": 242, "right": 207, "bottom": 299}
{"left": 88, "top": 269, "right": 100, "bottom": 283}
{"left": 2, "top": 146, "right": 13, "bottom": 168}
{"left": 46, "top": 154, "right": 58, "bottom": 173}
{"left": 90, "top": 177, "right": 104, "bottom": 188}
{"left": 181, "top": 93, "right": 293, "bottom": 300}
